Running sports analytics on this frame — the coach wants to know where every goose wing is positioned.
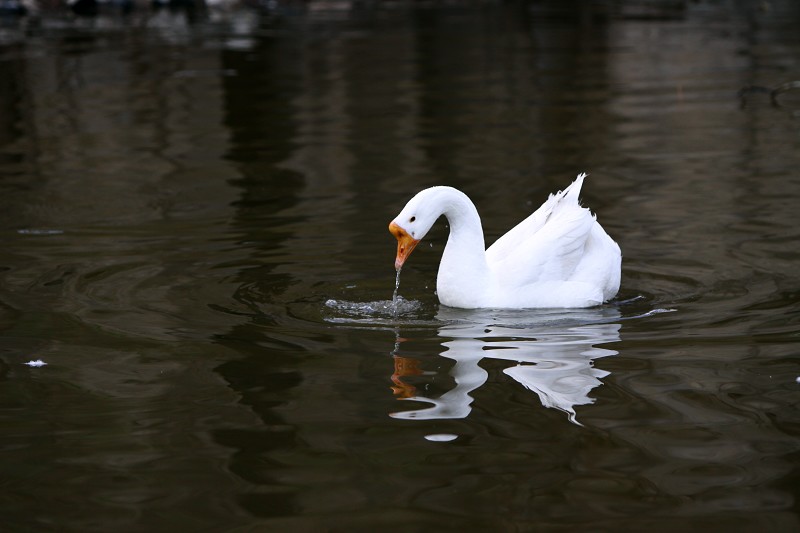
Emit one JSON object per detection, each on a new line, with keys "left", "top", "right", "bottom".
{"left": 486, "top": 173, "right": 595, "bottom": 285}
{"left": 486, "top": 174, "right": 595, "bottom": 286}
{"left": 486, "top": 173, "right": 586, "bottom": 264}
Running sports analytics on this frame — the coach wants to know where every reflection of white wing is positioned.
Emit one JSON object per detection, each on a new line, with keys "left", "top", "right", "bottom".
{"left": 504, "top": 363, "right": 608, "bottom": 425}
{"left": 390, "top": 308, "right": 621, "bottom": 425}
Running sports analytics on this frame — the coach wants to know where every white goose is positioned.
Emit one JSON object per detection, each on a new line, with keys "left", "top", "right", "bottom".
{"left": 388, "top": 173, "right": 621, "bottom": 309}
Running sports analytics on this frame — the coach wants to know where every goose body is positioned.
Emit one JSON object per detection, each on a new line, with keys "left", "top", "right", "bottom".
{"left": 389, "top": 173, "right": 621, "bottom": 309}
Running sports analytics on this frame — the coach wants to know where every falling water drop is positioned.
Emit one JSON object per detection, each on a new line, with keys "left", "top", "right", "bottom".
{"left": 392, "top": 268, "right": 402, "bottom": 318}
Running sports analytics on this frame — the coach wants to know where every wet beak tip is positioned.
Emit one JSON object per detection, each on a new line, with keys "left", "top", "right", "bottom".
{"left": 390, "top": 221, "right": 418, "bottom": 269}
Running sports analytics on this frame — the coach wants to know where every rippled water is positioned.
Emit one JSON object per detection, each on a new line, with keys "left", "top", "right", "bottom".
{"left": 1, "top": 1, "right": 800, "bottom": 530}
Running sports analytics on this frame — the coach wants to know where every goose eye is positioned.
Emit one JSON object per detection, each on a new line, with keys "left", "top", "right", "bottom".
{"left": 409, "top": 216, "right": 416, "bottom": 223}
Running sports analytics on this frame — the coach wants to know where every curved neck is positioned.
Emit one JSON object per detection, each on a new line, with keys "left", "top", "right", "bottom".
{"left": 440, "top": 190, "right": 486, "bottom": 253}
{"left": 436, "top": 189, "right": 490, "bottom": 307}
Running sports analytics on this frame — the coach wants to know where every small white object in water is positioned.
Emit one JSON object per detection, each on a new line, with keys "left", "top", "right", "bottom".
{"left": 424, "top": 433, "right": 458, "bottom": 442}
{"left": 796, "top": 376, "right": 800, "bottom": 384}
{"left": 24, "top": 360, "right": 47, "bottom": 367}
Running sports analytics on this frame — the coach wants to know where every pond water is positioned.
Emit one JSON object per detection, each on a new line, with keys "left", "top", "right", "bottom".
{"left": 1, "top": 1, "right": 800, "bottom": 530}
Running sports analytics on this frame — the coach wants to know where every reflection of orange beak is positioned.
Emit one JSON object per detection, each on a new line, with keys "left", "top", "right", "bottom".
{"left": 391, "top": 355, "right": 422, "bottom": 398}
{"left": 389, "top": 221, "right": 420, "bottom": 271}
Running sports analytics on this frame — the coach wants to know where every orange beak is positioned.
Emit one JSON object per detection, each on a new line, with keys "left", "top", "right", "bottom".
{"left": 389, "top": 221, "right": 420, "bottom": 271}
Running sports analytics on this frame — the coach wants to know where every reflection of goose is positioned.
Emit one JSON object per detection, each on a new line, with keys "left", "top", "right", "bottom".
{"left": 391, "top": 307, "right": 621, "bottom": 425}
{"left": 389, "top": 174, "right": 621, "bottom": 308}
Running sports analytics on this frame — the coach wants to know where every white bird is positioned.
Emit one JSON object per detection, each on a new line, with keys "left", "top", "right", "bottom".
{"left": 388, "top": 173, "right": 621, "bottom": 309}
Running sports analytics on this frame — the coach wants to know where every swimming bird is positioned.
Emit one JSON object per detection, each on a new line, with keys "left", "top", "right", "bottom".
{"left": 388, "top": 173, "right": 621, "bottom": 308}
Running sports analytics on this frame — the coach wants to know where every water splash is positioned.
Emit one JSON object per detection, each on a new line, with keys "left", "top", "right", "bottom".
{"left": 325, "top": 296, "right": 422, "bottom": 320}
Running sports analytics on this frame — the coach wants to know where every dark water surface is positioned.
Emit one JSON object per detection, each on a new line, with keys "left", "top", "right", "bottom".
{"left": 2, "top": 1, "right": 800, "bottom": 530}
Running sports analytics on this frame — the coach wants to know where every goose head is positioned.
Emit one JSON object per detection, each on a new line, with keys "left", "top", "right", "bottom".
{"left": 389, "top": 187, "right": 448, "bottom": 270}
